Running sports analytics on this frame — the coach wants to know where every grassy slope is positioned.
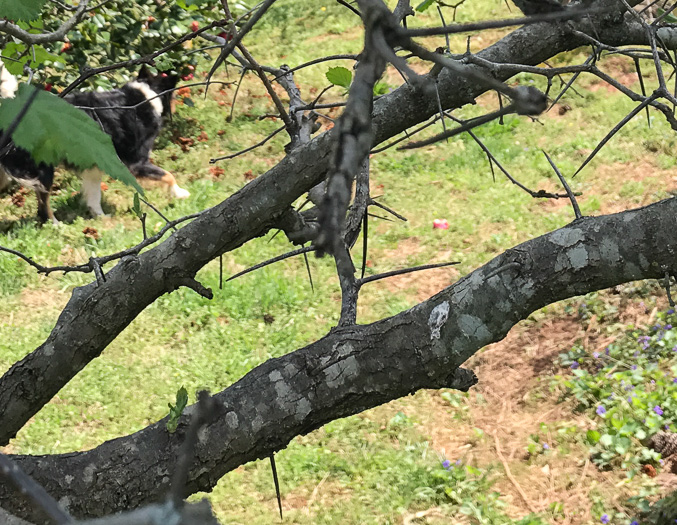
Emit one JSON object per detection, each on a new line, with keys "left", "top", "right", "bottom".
{"left": 1, "top": 1, "right": 675, "bottom": 523}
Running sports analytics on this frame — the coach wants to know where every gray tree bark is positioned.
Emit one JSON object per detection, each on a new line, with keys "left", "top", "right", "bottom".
{"left": 0, "top": 7, "right": 671, "bottom": 523}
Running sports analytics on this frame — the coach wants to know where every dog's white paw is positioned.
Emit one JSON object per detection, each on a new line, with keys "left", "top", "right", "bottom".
{"left": 170, "top": 184, "right": 190, "bottom": 199}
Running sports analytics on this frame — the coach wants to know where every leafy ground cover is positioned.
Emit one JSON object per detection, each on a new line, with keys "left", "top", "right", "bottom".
{"left": 2, "top": 0, "right": 677, "bottom": 523}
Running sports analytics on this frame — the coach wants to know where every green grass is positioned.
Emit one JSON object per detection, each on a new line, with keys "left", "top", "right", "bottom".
{"left": 0, "top": 0, "right": 674, "bottom": 522}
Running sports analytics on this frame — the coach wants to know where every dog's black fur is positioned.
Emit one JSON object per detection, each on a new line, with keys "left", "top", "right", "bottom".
{"left": 0, "top": 68, "right": 187, "bottom": 223}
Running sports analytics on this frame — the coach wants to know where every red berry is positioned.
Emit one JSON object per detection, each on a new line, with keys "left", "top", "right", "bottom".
{"left": 60, "top": 42, "right": 72, "bottom": 53}
{"left": 182, "top": 73, "right": 194, "bottom": 81}
{"left": 190, "top": 21, "right": 199, "bottom": 32}
{"left": 44, "top": 83, "right": 53, "bottom": 91}
{"left": 187, "top": 65, "right": 195, "bottom": 71}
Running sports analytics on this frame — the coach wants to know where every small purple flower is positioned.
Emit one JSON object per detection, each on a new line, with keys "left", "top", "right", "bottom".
{"left": 630, "top": 522, "right": 639, "bottom": 525}
{"left": 571, "top": 361, "right": 579, "bottom": 369}
{"left": 596, "top": 406, "right": 607, "bottom": 416}
{"left": 669, "top": 309, "right": 675, "bottom": 315}
{"left": 632, "top": 365, "right": 638, "bottom": 370}
{"left": 673, "top": 378, "right": 677, "bottom": 383}
{"left": 654, "top": 405, "right": 664, "bottom": 416}
{"left": 666, "top": 424, "right": 670, "bottom": 430}
{"left": 593, "top": 352, "right": 600, "bottom": 358}
{"left": 666, "top": 324, "right": 673, "bottom": 330}
{"left": 455, "top": 459, "right": 462, "bottom": 466}
{"left": 442, "top": 460, "right": 451, "bottom": 469}
{"left": 608, "top": 393, "right": 614, "bottom": 400}
{"left": 651, "top": 380, "right": 656, "bottom": 385}
{"left": 605, "top": 347, "right": 610, "bottom": 355}
{"left": 628, "top": 397, "right": 633, "bottom": 403}
{"left": 600, "top": 514, "right": 609, "bottom": 524}
{"left": 542, "top": 443, "right": 549, "bottom": 450}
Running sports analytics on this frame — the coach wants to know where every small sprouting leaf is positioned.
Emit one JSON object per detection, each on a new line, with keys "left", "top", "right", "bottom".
{"left": 166, "top": 386, "right": 189, "bottom": 433}
{"left": 416, "top": 0, "right": 436, "bottom": 12}
{"left": 0, "top": 0, "right": 47, "bottom": 21}
{"left": 132, "top": 193, "right": 142, "bottom": 218}
{"left": 183, "top": 97, "right": 195, "bottom": 107}
{"left": 326, "top": 66, "right": 352, "bottom": 89}
{"left": 0, "top": 84, "right": 142, "bottom": 193}
{"left": 657, "top": 7, "right": 677, "bottom": 22}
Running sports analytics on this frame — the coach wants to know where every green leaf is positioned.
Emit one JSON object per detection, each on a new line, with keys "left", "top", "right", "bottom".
{"left": 0, "top": 0, "right": 47, "bottom": 21}
{"left": 326, "top": 66, "right": 352, "bottom": 89}
{"left": 0, "top": 84, "right": 142, "bottom": 193}
{"left": 132, "top": 193, "right": 142, "bottom": 218}
{"left": 657, "top": 7, "right": 677, "bottom": 22}
{"left": 416, "top": 0, "right": 436, "bottom": 12}
{"left": 586, "top": 429, "right": 601, "bottom": 445}
{"left": 166, "top": 386, "right": 189, "bottom": 433}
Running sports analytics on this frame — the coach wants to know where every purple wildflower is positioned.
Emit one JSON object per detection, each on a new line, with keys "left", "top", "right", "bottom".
{"left": 571, "top": 361, "right": 579, "bottom": 369}
{"left": 542, "top": 443, "right": 549, "bottom": 450}
{"left": 593, "top": 352, "right": 600, "bottom": 358}
{"left": 600, "top": 514, "right": 609, "bottom": 524}
{"left": 654, "top": 406, "right": 664, "bottom": 416}
{"left": 605, "top": 347, "right": 610, "bottom": 355}
{"left": 667, "top": 324, "right": 673, "bottom": 330}
{"left": 596, "top": 406, "right": 607, "bottom": 416}
{"left": 442, "top": 460, "right": 451, "bottom": 469}
{"left": 632, "top": 365, "right": 638, "bottom": 370}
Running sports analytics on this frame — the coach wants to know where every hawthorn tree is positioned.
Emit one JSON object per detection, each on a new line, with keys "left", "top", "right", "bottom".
{"left": 1, "top": 0, "right": 677, "bottom": 523}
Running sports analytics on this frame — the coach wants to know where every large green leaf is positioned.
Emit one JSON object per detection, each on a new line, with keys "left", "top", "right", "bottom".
{"left": 0, "top": 84, "right": 142, "bottom": 192}
{"left": 326, "top": 66, "right": 352, "bottom": 89}
{"left": 0, "top": 0, "right": 47, "bottom": 21}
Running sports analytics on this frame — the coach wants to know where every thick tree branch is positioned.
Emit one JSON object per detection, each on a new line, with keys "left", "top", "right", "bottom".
{"left": 4, "top": 197, "right": 677, "bottom": 522}
{"left": 0, "top": 1, "right": 666, "bottom": 466}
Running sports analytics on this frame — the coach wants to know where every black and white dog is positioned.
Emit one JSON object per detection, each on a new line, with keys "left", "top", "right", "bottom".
{"left": 0, "top": 66, "right": 190, "bottom": 223}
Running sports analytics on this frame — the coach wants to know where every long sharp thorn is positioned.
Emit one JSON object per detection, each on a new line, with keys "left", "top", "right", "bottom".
{"left": 219, "top": 255, "right": 223, "bottom": 290}
{"left": 270, "top": 454, "right": 283, "bottom": 520}
{"left": 303, "top": 247, "right": 314, "bottom": 292}
{"left": 634, "top": 57, "right": 651, "bottom": 128}
{"left": 574, "top": 95, "right": 657, "bottom": 178}
{"left": 361, "top": 212, "right": 368, "bottom": 280}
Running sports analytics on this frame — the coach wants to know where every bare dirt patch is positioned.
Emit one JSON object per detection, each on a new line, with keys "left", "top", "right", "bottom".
{"left": 398, "top": 298, "right": 665, "bottom": 523}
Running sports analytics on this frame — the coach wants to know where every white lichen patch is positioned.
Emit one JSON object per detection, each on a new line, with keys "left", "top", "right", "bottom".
{"left": 225, "top": 411, "right": 239, "bottom": 428}
{"left": 457, "top": 314, "right": 492, "bottom": 342}
{"left": 550, "top": 228, "right": 584, "bottom": 247}
{"left": 295, "top": 397, "right": 311, "bottom": 420}
{"left": 269, "top": 370, "right": 283, "bottom": 382}
{"left": 429, "top": 301, "right": 450, "bottom": 340}
{"left": 567, "top": 245, "right": 589, "bottom": 269}
{"left": 324, "top": 355, "right": 359, "bottom": 388}
{"left": 83, "top": 463, "right": 96, "bottom": 484}
{"left": 599, "top": 239, "right": 620, "bottom": 263}
{"left": 274, "top": 379, "right": 293, "bottom": 400}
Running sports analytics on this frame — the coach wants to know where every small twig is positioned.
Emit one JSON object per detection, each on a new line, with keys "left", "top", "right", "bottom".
{"left": 226, "top": 246, "right": 316, "bottom": 281}
{"left": 210, "top": 125, "right": 285, "bottom": 163}
{"left": 368, "top": 199, "right": 408, "bottom": 221}
{"left": 0, "top": 452, "right": 73, "bottom": 525}
{"left": 493, "top": 431, "right": 538, "bottom": 514}
{"left": 336, "top": 0, "right": 361, "bottom": 16}
{"left": 176, "top": 277, "right": 214, "bottom": 299}
{"left": 543, "top": 150, "right": 582, "bottom": 220}
{"left": 360, "top": 261, "right": 459, "bottom": 285}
